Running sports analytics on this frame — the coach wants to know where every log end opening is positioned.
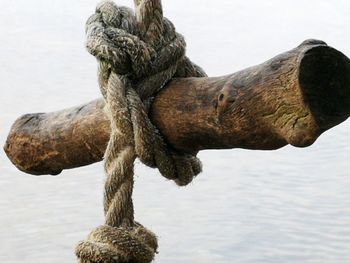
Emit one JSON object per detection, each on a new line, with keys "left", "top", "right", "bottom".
{"left": 299, "top": 45, "right": 350, "bottom": 130}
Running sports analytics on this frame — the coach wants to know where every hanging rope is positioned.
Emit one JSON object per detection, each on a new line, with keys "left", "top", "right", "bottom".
{"left": 75, "top": 0, "right": 206, "bottom": 262}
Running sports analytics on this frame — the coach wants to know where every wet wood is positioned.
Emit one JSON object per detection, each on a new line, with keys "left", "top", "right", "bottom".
{"left": 4, "top": 40, "right": 350, "bottom": 175}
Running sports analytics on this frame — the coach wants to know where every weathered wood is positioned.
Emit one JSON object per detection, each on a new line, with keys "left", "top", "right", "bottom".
{"left": 4, "top": 40, "right": 350, "bottom": 175}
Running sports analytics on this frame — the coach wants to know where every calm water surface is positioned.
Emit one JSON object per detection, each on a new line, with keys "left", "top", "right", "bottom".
{"left": 0, "top": 0, "right": 349, "bottom": 262}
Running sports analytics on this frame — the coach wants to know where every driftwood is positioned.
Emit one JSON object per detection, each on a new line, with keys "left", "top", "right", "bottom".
{"left": 4, "top": 40, "right": 350, "bottom": 175}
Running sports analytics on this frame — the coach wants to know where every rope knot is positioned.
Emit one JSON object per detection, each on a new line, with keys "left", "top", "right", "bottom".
{"left": 75, "top": 224, "right": 158, "bottom": 263}
{"left": 76, "top": 1, "right": 207, "bottom": 262}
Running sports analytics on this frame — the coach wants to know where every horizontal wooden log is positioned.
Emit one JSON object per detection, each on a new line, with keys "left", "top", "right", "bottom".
{"left": 4, "top": 39, "right": 350, "bottom": 175}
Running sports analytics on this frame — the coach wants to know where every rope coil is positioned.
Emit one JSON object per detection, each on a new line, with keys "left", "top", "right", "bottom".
{"left": 75, "top": 1, "right": 206, "bottom": 262}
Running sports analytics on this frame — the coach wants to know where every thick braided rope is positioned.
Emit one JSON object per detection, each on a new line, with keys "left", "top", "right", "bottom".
{"left": 75, "top": 1, "right": 207, "bottom": 262}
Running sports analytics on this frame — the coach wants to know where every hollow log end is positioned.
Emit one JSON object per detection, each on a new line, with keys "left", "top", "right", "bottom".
{"left": 274, "top": 42, "right": 350, "bottom": 148}
{"left": 298, "top": 44, "right": 350, "bottom": 133}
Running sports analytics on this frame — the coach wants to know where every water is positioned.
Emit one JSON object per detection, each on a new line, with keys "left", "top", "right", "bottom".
{"left": 0, "top": 0, "right": 349, "bottom": 262}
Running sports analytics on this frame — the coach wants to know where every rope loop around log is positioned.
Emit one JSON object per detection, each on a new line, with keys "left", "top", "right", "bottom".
{"left": 76, "top": 0, "right": 206, "bottom": 262}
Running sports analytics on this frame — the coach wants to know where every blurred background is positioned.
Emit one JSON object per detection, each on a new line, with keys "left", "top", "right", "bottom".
{"left": 0, "top": 0, "right": 349, "bottom": 262}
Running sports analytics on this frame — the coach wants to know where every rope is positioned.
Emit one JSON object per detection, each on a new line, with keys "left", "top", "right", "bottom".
{"left": 75, "top": 1, "right": 206, "bottom": 262}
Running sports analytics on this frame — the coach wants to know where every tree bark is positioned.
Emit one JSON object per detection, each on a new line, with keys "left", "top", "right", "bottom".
{"left": 4, "top": 40, "right": 350, "bottom": 175}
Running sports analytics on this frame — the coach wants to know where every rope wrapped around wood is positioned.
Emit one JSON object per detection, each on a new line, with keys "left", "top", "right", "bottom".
{"left": 75, "top": 0, "right": 206, "bottom": 262}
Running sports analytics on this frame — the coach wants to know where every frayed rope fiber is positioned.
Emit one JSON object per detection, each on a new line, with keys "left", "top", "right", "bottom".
{"left": 75, "top": 0, "right": 206, "bottom": 262}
